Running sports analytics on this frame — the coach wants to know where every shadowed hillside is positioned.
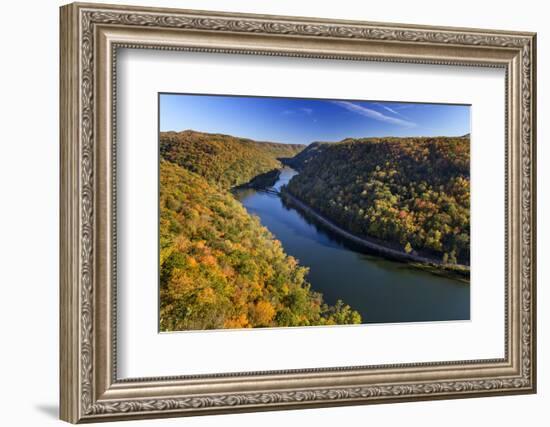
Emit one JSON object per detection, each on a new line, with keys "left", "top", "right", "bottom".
{"left": 160, "top": 130, "right": 304, "bottom": 190}
{"left": 285, "top": 136, "right": 470, "bottom": 265}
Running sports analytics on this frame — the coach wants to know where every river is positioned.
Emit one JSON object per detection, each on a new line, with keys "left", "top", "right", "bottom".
{"left": 233, "top": 167, "right": 470, "bottom": 324}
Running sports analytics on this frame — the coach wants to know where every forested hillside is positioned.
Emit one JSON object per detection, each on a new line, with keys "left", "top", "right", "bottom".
{"left": 160, "top": 130, "right": 304, "bottom": 189}
{"left": 285, "top": 136, "right": 470, "bottom": 265}
{"left": 160, "top": 161, "right": 361, "bottom": 331}
{"left": 159, "top": 131, "right": 360, "bottom": 331}
{"left": 281, "top": 141, "right": 329, "bottom": 170}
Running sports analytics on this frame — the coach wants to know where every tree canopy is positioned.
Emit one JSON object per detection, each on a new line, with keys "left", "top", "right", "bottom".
{"left": 285, "top": 136, "right": 470, "bottom": 265}
{"left": 159, "top": 131, "right": 361, "bottom": 331}
{"left": 160, "top": 130, "right": 304, "bottom": 190}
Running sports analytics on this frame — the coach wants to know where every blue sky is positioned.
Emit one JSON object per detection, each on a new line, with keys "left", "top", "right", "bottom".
{"left": 160, "top": 93, "right": 470, "bottom": 145}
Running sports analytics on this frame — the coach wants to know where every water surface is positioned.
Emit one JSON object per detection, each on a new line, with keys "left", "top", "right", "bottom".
{"left": 234, "top": 167, "right": 470, "bottom": 324}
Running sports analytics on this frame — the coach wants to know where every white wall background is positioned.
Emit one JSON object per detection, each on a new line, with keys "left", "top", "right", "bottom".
{"left": 0, "top": 0, "right": 545, "bottom": 425}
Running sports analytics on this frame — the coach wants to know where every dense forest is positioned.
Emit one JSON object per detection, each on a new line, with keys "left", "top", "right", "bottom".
{"left": 160, "top": 131, "right": 361, "bottom": 331}
{"left": 285, "top": 136, "right": 470, "bottom": 265}
{"left": 160, "top": 130, "right": 304, "bottom": 190}
{"left": 282, "top": 141, "right": 329, "bottom": 170}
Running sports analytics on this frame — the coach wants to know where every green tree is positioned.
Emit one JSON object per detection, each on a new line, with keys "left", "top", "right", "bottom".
{"left": 286, "top": 135, "right": 470, "bottom": 265}
{"left": 159, "top": 160, "right": 361, "bottom": 331}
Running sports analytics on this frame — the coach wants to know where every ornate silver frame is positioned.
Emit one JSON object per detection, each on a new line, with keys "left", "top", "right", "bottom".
{"left": 60, "top": 2, "right": 537, "bottom": 423}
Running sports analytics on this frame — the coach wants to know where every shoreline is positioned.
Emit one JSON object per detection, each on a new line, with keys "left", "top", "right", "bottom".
{"left": 233, "top": 168, "right": 281, "bottom": 191}
{"left": 280, "top": 189, "right": 470, "bottom": 278}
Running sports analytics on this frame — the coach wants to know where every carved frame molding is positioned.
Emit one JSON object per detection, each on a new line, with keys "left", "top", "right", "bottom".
{"left": 60, "top": 2, "right": 536, "bottom": 423}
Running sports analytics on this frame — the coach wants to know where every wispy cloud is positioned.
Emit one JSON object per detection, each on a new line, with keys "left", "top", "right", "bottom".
{"left": 300, "top": 107, "right": 313, "bottom": 115}
{"left": 373, "top": 102, "right": 411, "bottom": 120}
{"left": 332, "top": 101, "right": 416, "bottom": 127}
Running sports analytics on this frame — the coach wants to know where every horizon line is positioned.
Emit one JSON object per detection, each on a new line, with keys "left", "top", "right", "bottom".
{"left": 160, "top": 128, "right": 471, "bottom": 146}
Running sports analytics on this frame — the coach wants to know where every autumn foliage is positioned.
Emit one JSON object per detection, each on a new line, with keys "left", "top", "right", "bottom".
{"left": 286, "top": 136, "right": 470, "bottom": 265}
{"left": 160, "top": 130, "right": 304, "bottom": 190}
{"left": 159, "top": 131, "right": 361, "bottom": 331}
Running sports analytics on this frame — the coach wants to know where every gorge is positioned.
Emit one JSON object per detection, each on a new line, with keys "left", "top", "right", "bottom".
{"left": 159, "top": 130, "right": 470, "bottom": 330}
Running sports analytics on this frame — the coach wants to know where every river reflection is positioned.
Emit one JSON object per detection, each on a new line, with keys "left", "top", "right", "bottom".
{"left": 233, "top": 167, "right": 470, "bottom": 324}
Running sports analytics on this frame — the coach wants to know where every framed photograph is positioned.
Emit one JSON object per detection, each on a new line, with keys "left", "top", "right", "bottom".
{"left": 60, "top": 2, "right": 537, "bottom": 423}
